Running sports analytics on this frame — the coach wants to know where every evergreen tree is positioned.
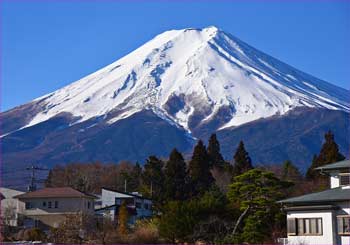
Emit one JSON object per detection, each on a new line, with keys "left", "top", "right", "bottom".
{"left": 232, "top": 141, "right": 253, "bottom": 176}
{"left": 159, "top": 200, "right": 200, "bottom": 243}
{"left": 306, "top": 155, "right": 318, "bottom": 180}
{"left": 306, "top": 131, "right": 345, "bottom": 180}
{"left": 192, "top": 186, "right": 232, "bottom": 243}
{"left": 281, "top": 160, "right": 302, "bottom": 182}
{"left": 188, "top": 140, "right": 215, "bottom": 196}
{"left": 317, "top": 130, "right": 345, "bottom": 164}
{"left": 142, "top": 156, "right": 165, "bottom": 202}
{"left": 117, "top": 201, "right": 128, "bottom": 236}
{"left": 128, "top": 162, "right": 142, "bottom": 192}
{"left": 164, "top": 149, "right": 187, "bottom": 201}
{"left": 227, "top": 169, "right": 289, "bottom": 243}
{"left": 207, "top": 133, "right": 225, "bottom": 167}
{"left": 45, "top": 170, "right": 53, "bottom": 187}
{"left": 240, "top": 215, "right": 267, "bottom": 243}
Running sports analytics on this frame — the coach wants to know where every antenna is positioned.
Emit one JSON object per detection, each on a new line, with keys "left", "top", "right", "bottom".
{"left": 26, "top": 164, "right": 49, "bottom": 191}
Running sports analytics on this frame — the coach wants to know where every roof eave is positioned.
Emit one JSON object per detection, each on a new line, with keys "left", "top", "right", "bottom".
{"left": 283, "top": 204, "right": 340, "bottom": 211}
{"left": 14, "top": 195, "right": 96, "bottom": 199}
{"left": 278, "top": 199, "right": 350, "bottom": 205}
{"left": 315, "top": 167, "right": 350, "bottom": 171}
{"left": 102, "top": 187, "right": 152, "bottom": 201}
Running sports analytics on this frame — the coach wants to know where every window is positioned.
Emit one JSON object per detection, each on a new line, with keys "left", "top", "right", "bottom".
{"left": 338, "top": 216, "right": 350, "bottom": 235}
{"left": 144, "top": 203, "right": 149, "bottom": 210}
{"left": 25, "top": 202, "right": 32, "bottom": 210}
{"left": 88, "top": 202, "right": 90, "bottom": 209}
{"left": 339, "top": 173, "right": 350, "bottom": 186}
{"left": 289, "top": 218, "right": 322, "bottom": 236}
{"left": 287, "top": 218, "right": 297, "bottom": 235}
{"left": 48, "top": 201, "right": 52, "bottom": 208}
{"left": 54, "top": 201, "right": 58, "bottom": 208}
{"left": 42, "top": 201, "right": 46, "bottom": 207}
{"left": 135, "top": 202, "right": 141, "bottom": 208}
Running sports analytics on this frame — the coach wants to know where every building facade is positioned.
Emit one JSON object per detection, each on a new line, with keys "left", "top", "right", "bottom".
{"left": 0, "top": 187, "right": 25, "bottom": 227}
{"left": 278, "top": 159, "right": 350, "bottom": 245}
{"left": 97, "top": 187, "right": 153, "bottom": 224}
{"left": 14, "top": 187, "right": 96, "bottom": 229}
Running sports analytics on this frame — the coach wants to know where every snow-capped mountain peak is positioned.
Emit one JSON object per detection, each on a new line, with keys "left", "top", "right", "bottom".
{"left": 20, "top": 26, "right": 350, "bottom": 133}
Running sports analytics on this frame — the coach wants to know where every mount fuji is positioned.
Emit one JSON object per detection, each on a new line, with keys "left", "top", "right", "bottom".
{"left": 2, "top": 26, "right": 349, "bottom": 188}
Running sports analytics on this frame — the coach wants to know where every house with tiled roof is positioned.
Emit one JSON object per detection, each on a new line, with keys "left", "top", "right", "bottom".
{"left": 278, "top": 159, "right": 350, "bottom": 245}
{"left": 14, "top": 187, "right": 96, "bottom": 229}
{"left": 97, "top": 187, "right": 153, "bottom": 224}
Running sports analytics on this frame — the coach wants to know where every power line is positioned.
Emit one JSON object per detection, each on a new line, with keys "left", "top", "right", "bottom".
{"left": 26, "top": 165, "right": 49, "bottom": 191}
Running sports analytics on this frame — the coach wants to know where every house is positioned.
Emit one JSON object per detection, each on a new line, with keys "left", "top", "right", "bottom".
{"left": 97, "top": 187, "right": 153, "bottom": 224}
{"left": 95, "top": 203, "right": 138, "bottom": 224}
{"left": 14, "top": 187, "right": 96, "bottom": 229}
{"left": 0, "top": 187, "right": 25, "bottom": 227}
{"left": 278, "top": 159, "right": 350, "bottom": 245}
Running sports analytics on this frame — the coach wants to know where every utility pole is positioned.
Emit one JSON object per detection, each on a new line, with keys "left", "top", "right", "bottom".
{"left": 26, "top": 164, "right": 48, "bottom": 191}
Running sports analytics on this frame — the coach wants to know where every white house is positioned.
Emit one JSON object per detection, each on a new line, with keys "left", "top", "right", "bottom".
{"left": 278, "top": 159, "right": 350, "bottom": 245}
{"left": 14, "top": 187, "right": 96, "bottom": 229}
{"left": 96, "top": 187, "right": 153, "bottom": 224}
{"left": 0, "top": 187, "right": 25, "bottom": 227}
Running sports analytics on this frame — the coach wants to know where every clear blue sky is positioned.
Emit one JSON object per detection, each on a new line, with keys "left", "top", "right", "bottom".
{"left": 1, "top": 0, "right": 349, "bottom": 111}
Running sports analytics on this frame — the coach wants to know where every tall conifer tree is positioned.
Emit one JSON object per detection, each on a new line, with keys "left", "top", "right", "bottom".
{"left": 188, "top": 140, "right": 214, "bottom": 196}
{"left": 142, "top": 156, "right": 165, "bottom": 201}
{"left": 306, "top": 131, "right": 345, "bottom": 180}
{"left": 315, "top": 130, "right": 345, "bottom": 164}
{"left": 128, "top": 162, "right": 142, "bottom": 192}
{"left": 281, "top": 160, "right": 302, "bottom": 182}
{"left": 207, "top": 133, "right": 225, "bottom": 167}
{"left": 306, "top": 155, "right": 318, "bottom": 180}
{"left": 164, "top": 148, "right": 187, "bottom": 201}
{"left": 232, "top": 140, "right": 253, "bottom": 176}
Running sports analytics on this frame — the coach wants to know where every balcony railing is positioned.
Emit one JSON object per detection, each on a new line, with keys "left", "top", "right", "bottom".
{"left": 277, "top": 237, "right": 289, "bottom": 245}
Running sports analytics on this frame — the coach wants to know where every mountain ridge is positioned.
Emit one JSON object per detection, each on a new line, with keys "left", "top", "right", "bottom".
{"left": 1, "top": 26, "right": 349, "bottom": 189}
{"left": 2, "top": 26, "right": 349, "bottom": 137}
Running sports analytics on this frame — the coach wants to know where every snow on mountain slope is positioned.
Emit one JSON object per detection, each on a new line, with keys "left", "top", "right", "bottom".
{"left": 19, "top": 26, "right": 350, "bottom": 134}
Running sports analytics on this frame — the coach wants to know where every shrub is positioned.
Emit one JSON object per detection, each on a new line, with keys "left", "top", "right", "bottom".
{"left": 23, "top": 228, "right": 46, "bottom": 241}
{"left": 131, "top": 219, "right": 160, "bottom": 244}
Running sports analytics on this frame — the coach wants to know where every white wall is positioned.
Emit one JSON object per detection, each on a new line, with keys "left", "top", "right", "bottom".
{"left": 287, "top": 201, "right": 350, "bottom": 245}
{"left": 101, "top": 189, "right": 134, "bottom": 221}
{"left": 101, "top": 189, "right": 133, "bottom": 207}
{"left": 16, "top": 196, "right": 94, "bottom": 228}
{"left": 330, "top": 171, "right": 340, "bottom": 188}
{"left": 287, "top": 210, "right": 335, "bottom": 245}
{"left": 0, "top": 188, "right": 25, "bottom": 226}
{"left": 17, "top": 197, "right": 95, "bottom": 215}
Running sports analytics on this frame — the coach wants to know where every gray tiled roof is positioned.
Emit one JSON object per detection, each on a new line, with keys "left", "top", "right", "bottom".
{"left": 278, "top": 187, "right": 350, "bottom": 204}
{"left": 315, "top": 159, "right": 350, "bottom": 171}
